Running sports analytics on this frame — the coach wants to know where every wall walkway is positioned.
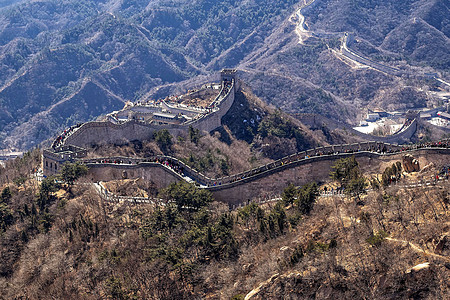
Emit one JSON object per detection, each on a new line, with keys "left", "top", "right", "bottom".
{"left": 63, "top": 79, "right": 236, "bottom": 148}
{"left": 82, "top": 142, "right": 450, "bottom": 206}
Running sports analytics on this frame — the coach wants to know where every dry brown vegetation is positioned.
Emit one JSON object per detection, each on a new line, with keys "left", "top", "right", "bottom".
{"left": 85, "top": 130, "right": 273, "bottom": 179}
{"left": 197, "top": 183, "right": 449, "bottom": 299}
{"left": 102, "top": 179, "right": 157, "bottom": 198}
{"left": 0, "top": 149, "right": 449, "bottom": 299}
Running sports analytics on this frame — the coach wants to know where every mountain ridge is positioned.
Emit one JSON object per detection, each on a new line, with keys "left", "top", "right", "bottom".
{"left": 0, "top": 0, "right": 448, "bottom": 150}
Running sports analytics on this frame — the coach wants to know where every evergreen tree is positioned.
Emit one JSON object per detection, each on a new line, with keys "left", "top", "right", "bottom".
{"left": 296, "top": 182, "right": 319, "bottom": 215}
{"left": 331, "top": 156, "right": 367, "bottom": 199}
{"left": 1, "top": 187, "right": 12, "bottom": 203}
{"left": 154, "top": 129, "right": 173, "bottom": 153}
{"left": 188, "top": 126, "right": 201, "bottom": 145}
{"left": 60, "top": 162, "right": 88, "bottom": 186}
{"left": 282, "top": 183, "right": 297, "bottom": 205}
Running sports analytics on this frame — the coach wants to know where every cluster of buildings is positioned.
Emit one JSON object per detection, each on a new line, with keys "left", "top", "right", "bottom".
{"left": 356, "top": 94, "right": 450, "bottom": 135}
{"left": 355, "top": 110, "right": 411, "bottom": 135}
{"left": 106, "top": 82, "right": 225, "bottom": 126}
{"left": 421, "top": 92, "right": 450, "bottom": 129}
{"left": 42, "top": 69, "right": 238, "bottom": 176}
{"left": 0, "top": 149, "right": 23, "bottom": 167}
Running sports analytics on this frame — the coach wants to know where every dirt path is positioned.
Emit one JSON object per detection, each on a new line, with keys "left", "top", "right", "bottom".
{"left": 386, "top": 237, "right": 450, "bottom": 263}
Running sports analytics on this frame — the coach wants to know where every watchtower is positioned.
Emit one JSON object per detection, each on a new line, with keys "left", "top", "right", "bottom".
{"left": 42, "top": 145, "right": 87, "bottom": 176}
{"left": 221, "top": 69, "right": 236, "bottom": 81}
{"left": 220, "top": 69, "right": 239, "bottom": 90}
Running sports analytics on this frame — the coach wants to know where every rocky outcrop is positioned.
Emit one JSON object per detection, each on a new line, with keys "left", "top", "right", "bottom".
{"left": 406, "top": 262, "right": 430, "bottom": 274}
{"left": 435, "top": 235, "right": 449, "bottom": 256}
{"left": 244, "top": 270, "right": 333, "bottom": 300}
{"left": 419, "top": 162, "right": 434, "bottom": 174}
{"left": 403, "top": 154, "right": 420, "bottom": 172}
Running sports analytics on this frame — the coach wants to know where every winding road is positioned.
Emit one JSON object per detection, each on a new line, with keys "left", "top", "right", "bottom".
{"left": 291, "top": 0, "right": 450, "bottom": 87}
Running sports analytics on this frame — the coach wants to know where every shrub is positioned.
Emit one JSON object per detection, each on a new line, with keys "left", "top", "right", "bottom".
{"left": 282, "top": 183, "right": 297, "bottom": 205}
{"left": 0, "top": 203, "right": 13, "bottom": 232}
{"left": 188, "top": 126, "right": 201, "bottom": 145}
{"left": 154, "top": 129, "right": 173, "bottom": 153}
{"left": 161, "top": 181, "right": 212, "bottom": 211}
{"left": 290, "top": 245, "right": 304, "bottom": 265}
{"left": 366, "top": 231, "right": 388, "bottom": 247}
{"left": 60, "top": 162, "right": 88, "bottom": 186}
{"left": 1, "top": 187, "right": 12, "bottom": 203}
{"left": 296, "top": 182, "right": 319, "bottom": 215}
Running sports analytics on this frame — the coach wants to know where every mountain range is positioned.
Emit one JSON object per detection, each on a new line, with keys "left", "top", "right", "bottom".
{"left": 0, "top": 0, "right": 448, "bottom": 150}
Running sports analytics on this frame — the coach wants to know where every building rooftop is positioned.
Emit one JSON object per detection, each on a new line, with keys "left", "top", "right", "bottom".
{"left": 437, "top": 111, "right": 450, "bottom": 119}
{"left": 153, "top": 112, "right": 178, "bottom": 119}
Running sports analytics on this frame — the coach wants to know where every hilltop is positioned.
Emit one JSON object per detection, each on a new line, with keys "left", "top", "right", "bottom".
{"left": 82, "top": 84, "right": 332, "bottom": 178}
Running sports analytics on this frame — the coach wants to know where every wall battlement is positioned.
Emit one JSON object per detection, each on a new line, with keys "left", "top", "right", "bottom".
{"left": 44, "top": 70, "right": 237, "bottom": 176}
{"left": 62, "top": 74, "right": 236, "bottom": 149}
{"left": 81, "top": 146, "right": 450, "bottom": 205}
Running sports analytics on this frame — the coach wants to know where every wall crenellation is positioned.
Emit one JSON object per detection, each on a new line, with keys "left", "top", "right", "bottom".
{"left": 82, "top": 147, "right": 450, "bottom": 205}
{"left": 63, "top": 73, "right": 236, "bottom": 149}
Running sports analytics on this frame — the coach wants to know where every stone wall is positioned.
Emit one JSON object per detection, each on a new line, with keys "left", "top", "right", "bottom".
{"left": 64, "top": 120, "right": 185, "bottom": 148}
{"left": 189, "top": 89, "right": 235, "bottom": 133}
{"left": 43, "top": 145, "right": 87, "bottom": 176}
{"left": 208, "top": 148, "right": 450, "bottom": 205}
{"left": 341, "top": 42, "right": 403, "bottom": 76}
{"left": 84, "top": 148, "right": 450, "bottom": 206}
{"left": 63, "top": 80, "right": 236, "bottom": 148}
{"left": 87, "top": 163, "right": 182, "bottom": 189}
{"left": 297, "top": 113, "right": 418, "bottom": 145}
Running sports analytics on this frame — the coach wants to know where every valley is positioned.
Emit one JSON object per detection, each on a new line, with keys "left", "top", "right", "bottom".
{"left": 0, "top": 1, "right": 449, "bottom": 298}
{"left": 0, "top": 0, "right": 448, "bottom": 150}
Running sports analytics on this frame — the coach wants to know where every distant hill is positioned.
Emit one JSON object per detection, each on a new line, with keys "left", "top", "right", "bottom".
{"left": 0, "top": 0, "right": 448, "bottom": 150}
{"left": 303, "top": 0, "right": 449, "bottom": 70}
{"left": 0, "top": 0, "right": 299, "bottom": 149}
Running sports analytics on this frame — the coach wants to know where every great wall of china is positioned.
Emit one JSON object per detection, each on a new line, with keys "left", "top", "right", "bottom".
{"left": 60, "top": 70, "right": 238, "bottom": 149}
{"left": 81, "top": 145, "right": 450, "bottom": 205}
{"left": 43, "top": 68, "right": 450, "bottom": 206}
{"left": 296, "top": 113, "right": 419, "bottom": 144}
{"left": 86, "top": 146, "right": 450, "bottom": 207}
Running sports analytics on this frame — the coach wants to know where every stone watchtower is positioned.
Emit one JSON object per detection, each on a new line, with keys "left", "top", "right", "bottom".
{"left": 221, "top": 69, "right": 239, "bottom": 90}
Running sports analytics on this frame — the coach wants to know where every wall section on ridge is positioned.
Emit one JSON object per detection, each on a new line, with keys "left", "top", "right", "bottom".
{"left": 63, "top": 81, "right": 236, "bottom": 148}
{"left": 208, "top": 148, "right": 450, "bottom": 205}
{"left": 298, "top": 114, "right": 418, "bottom": 145}
{"left": 87, "top": 163, "right": 183, "bottom": 189}
{"left": 84, "top": 148, "right": 450, "bottom": 206}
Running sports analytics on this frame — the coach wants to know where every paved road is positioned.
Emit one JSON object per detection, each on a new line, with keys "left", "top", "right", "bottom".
{"left": 293, "top": 0, "right": 450, "bottom": 87}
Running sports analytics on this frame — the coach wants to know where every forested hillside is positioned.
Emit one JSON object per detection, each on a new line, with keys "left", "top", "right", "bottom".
{"left": 0, "top": 146, "right": 448, "bottom": 298}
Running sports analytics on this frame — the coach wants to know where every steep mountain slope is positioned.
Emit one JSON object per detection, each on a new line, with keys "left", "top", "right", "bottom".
{"left": 0, "top": 0, "right": 448, "bottom": 150}
{"left": 303, "top": 0, "right": 450, "bottom": 70}
{"left": 0, "top": 0, "right": 300, "bottom": 149}
{"left": 0, "top": 145, "right": 449, "bottom": 298}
